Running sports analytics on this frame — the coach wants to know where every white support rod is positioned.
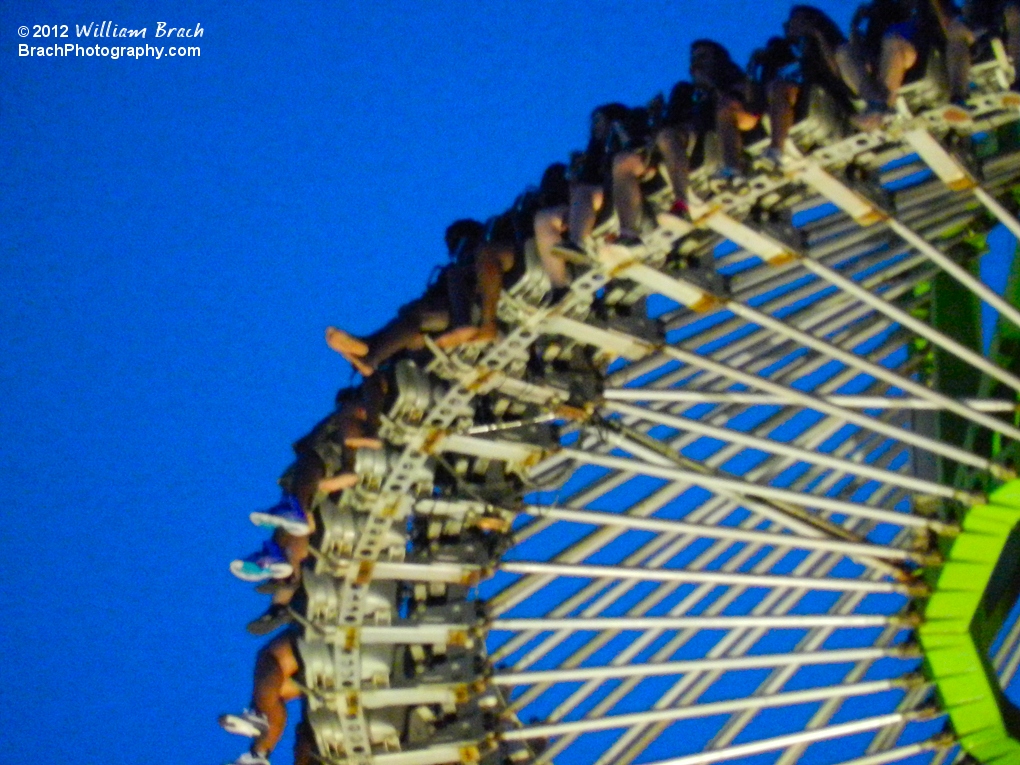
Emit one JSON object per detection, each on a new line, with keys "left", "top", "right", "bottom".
{"left": 366, "top": 560, "right": 476, "bottom": 584}
{"left": 494, "top": 646, "right": 913, "bottom": 686}
{"left": 594, "top": 428, "right": 921, "bottom": 578}
{"left": 542, "top": 314, "right": 655, "bottom": 361}
{"left": 359, "top": 685, "right": 458, "bottom": 709}
{"left": 603, "top": 389, "right": 1018, "bottom": 412}
{"left": 726, "top": 293, "right": 1020, "bottom": 442}
{"left": 974, "top": 185, "right": 1020, "bottom": 241}
{"left": 523, "top": 505, "right": 925, "bottom": 563}
{"left": 629, "top": 714, "right": 919, "bottom": 765}
{"left": 794, "top": 161, "right": 889, "bottom": 226}
{"left": 607, "top": 344, "right": 920, "bottom": 491}
{"left": 499, "top": 559, "right": 908, "bottom": 594}
{"left": 900, "top": 123, "right": 1020, "bottom": 249}
{"left": 595, "top": 427, "right": 911, "bottom": 564}
{"left": 558, "top": 447, "right": 944, "bottom": 532}
{"left": 492, "top": 613, "right": 900, "bottom": 632}
{"left": 489, "top": 479, "right": 696, "bottom": 617}
{"left": 894, "top": 199, "right": 1020, "bottom": 331}
{"left": 608, "top": 318, "right": 909, "bottom": 449}
{"left": 662, "top": 301, "right": 911, "bottom": 401}
{"left": 500, "top": 680, "right": 902, "bottom": 740}
{"left": 491, "top": 460, "right": 861, "bottom": 660}
{"left": 830, "top": 741, "right": 946, "bottom": 765}
{"left": 371, "top": 743, "right": 479, "bottom": 765}
{"left": 610, "top": 326, "right": 915, "bottom": 438}
{"left": 497, "top": 470, "right": 906, "bottom": 672}
{"left": 572, "top": 556, "right": 913, "bottom": 765}
{"left": 663, "top": 244, "right": 925, "bottom": 342}
{"left": 433, "top": 432, "right": 545, "bottom": 464}
{"left": 604, "top": 399, "right": 979, "bottom": 503}
{"left": 658, "top": 344, "right": 1011, "bottom": 478}
{"left": 517, "top": 536, "right": 907, "bottom": 755}
{"left": 327, "top": 625, "right": 471, "bottom": 646}
{"left": 643, "top": 271, "right": 906, "bottom": 387}
{"left": 493, "top": 369, "right": 919, "bottom": 621}
{"left": 800, "top": 254, "right": 1020, "bottom": 399}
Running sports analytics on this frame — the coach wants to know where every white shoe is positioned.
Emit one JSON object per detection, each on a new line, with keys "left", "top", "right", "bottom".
{"left": 219, "top": 709, "right": 269, "bottom": 738}
{"left": 227, "top": 752, "right": 270, "bottom": 765}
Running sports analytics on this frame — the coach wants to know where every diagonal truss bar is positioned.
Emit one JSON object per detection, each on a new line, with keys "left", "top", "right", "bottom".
{"left": 500, "top": 679, "right": 908, "bottom": 740}
{"left": 523, "top": 505, "right": 928, "bottom": 563}
{"left": 633, "top": 715, "right": 934, "bottom": 765}
{"left": 837, "top": 740, "right": 952, "bottom": 765}
{"left": 720, "top": 291, "right": 1020, "bottom": 441}
{"left": 595, "top": 423, "right": 917, "bottom": 562}
{"left": 604, "top": 388, "right": 1018, "bottom": 412}
{"left": 587, "top": 532, "right": 914, "bottom": 765}
{"left": 797, "top": 255, "right": 1020, "bottom": 398}
{"left": 498, "top": 560, "right": 910, "bottom": 595}
{"left": 603, "top": 399, "right": 980, "bottom": 503}
{"left": 559, "top": 447, "right": 945, "bottom": 532}
{"left": 493, "top": 381, "right": 920, "bottom": 668}
{"left": 493, "top": 646, "right": 916, "bottom": 685}
{"left": 657, "top": 343, "right": 1011, "bottom": 477}
{"left": 491, "top": 613, "right": 903, "bottom": 632}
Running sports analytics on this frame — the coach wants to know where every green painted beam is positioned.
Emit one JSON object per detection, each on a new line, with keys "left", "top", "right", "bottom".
{"left": 921, "top": 481, "right": 1020, "bottom": 762}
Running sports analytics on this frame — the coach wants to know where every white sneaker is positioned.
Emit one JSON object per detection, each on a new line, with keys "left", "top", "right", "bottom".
{"left": 219, "top": 709, "right": 269, "bottom": 738}
{"left": 228, "top": 752, "right": 270, "bottom": 765}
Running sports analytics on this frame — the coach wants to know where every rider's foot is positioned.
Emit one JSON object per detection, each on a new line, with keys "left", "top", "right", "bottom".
{"left": 249, "top": 494, "right": 310, "bottom": 536}
{"left": 325, "top": 327, "right": 374, "bottom": 376}
{"left": 219, "top": 710, "right": 270, "bottom": 738}
{"left": 230, "top": 539, "right": 293, "bottom": 582}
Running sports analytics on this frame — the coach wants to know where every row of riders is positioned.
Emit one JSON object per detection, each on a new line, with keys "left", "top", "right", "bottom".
{"left": 217, "top": 2, "right": 1020, "bottom": 763}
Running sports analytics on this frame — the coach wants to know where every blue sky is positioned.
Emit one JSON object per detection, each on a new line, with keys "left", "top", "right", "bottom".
{"left": 0, "top": 1, "right": 988, "bottom": 764}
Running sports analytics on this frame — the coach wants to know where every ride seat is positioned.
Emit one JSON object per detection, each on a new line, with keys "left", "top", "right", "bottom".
{"left": 789, "top": 83, "right": 850, "bottom": 152}
{"left": 304, "top": 571, "right": 397, "bottom": 625}
{"left": 317, "top": 494, "right": 408, "bottom": 562}
{"left": 388, "top": 360, "right": 436, "bottom": 425}
{"left": 352, "top": 446, "right": 435, "bottom": 495}
{"left": 897, "top": 48, "right": 950, "bottom": 115}
{"left": 307, "top": 706, "right": 402, "bottom": 757}
{"left": 507, "top": 237, "right": 552, "bottom": 305}
{"left": 971, "top": 37, "right": 1015, "bottom": 93}
{"left": 298, "top": 639, "right": 395, "bottom": 694}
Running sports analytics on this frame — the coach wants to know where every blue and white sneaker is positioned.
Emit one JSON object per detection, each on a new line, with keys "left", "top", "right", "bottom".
{"left": 230, "top": 539, "right": 293, "bottom": 582}
{"left": 219, "top": 709, "right": 269, "bottom": 738}
{"left": 249, "top": 494, "right": 310, "bottom": 535}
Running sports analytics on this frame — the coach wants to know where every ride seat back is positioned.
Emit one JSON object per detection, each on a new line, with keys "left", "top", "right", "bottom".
{"left": 789, "top": 84, "right": 849, "bottom": 151}
{"left": 388, "top": 360, "right": 437, "bottom": 425}
{"left": 690, "top": 129, "right": 724, "bottom": 180}
{"left": 353, "top": 447, "right": 436, "bottom": 495}
{"left": 297, "top": 638, "right": 336, "bottom": 692}
{"left": 318, "top": 496, "right": 408, "bottom": 562}
{"left": 971, "top": 37, "right": 1015, "bottom": 93}
{"left": 304, "top": 570, "right": 396, "bottom": 625}
{"left": 500, "top": 238, "right": 552, "bottom": 314}
{"left": 307, "top": 707, "right": 401, "bottom": 758}
{"left": 897, "top": 48, "right": 949, "bottom": 114}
